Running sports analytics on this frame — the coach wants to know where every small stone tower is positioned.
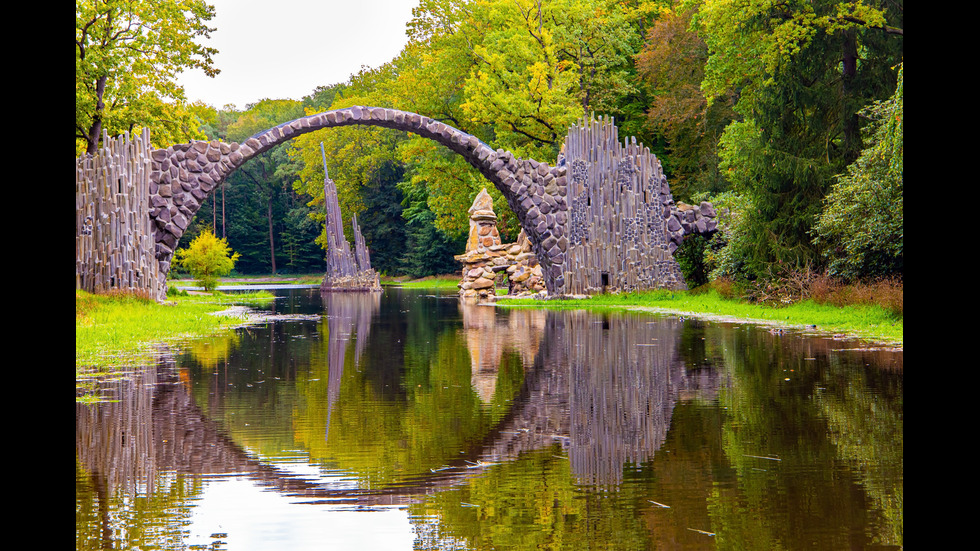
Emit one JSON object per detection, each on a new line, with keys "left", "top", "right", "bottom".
{"left": 456, "top": 189, "right": 545, "bottom": 300}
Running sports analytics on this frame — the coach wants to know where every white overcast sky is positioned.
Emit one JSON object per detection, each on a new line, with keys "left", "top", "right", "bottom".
{"left": 179, "top": 0, "right": 418, "bottom": 109}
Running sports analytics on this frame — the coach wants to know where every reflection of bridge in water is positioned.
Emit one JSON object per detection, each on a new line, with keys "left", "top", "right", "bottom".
{"left": 76, "top": 298, "right": 722, "bottom": 507}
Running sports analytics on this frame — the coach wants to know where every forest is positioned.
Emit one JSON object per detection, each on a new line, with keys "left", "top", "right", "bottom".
{"left": 76, "top": 0, "right": 903, "bottom": 290}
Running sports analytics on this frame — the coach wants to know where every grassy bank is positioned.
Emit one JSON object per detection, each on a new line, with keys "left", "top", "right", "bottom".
{"left": 498, "top": 288, "right": 903, "bottom": 346}
{"left": 381, "top": 274, "right": 460, "bottom": 289}
{"left": 75, "top": 289, "right": 275, "bottom": 375}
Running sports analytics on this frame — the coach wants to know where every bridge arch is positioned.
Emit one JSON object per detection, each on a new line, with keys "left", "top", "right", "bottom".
{"left": 149, "top": 106, "right": 570, "bottom": 291}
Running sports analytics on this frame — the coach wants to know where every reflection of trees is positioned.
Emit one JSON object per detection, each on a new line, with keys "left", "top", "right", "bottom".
{"left": 302, "top": 291, "right": 534, "bottom": 487}
{"left": 413, "top": 447, "right": 651, "bottom": 551}
{"left": 415, "top": 316, "right": 902, "bottom": 550}
{"left": 76, "top": 291, "right": 901, "bottom": 550}
{"left": 183, "top": 332, "right": 240, "bottom": 370}
{"left": 76, "top": 457, "right": 203, "bottom": 550}
{"left": 708, "top": 328, "right": 904, "bottom": 549}
{"left": 412, "top": 310, "right": 721, "bottom": 549}
{"left": 815, "top": 350, "right": 903, "bottom": 546}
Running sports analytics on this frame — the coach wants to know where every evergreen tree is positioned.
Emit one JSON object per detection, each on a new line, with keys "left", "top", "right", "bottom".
{"left": 695, "top": 0, "right": 903, "bottom": 281}
{"left": 400, "top": 185, "right": 466, "bottom": 278}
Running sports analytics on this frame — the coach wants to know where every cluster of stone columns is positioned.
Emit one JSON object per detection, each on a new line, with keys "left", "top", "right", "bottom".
{"left": 320, "top": 168, "right": 381, "bottom": 293}
{"left": 667, "top": 202, "right": 718, "bottom": 251}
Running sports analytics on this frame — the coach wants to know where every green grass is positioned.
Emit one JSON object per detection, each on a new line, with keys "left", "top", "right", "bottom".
{"left": 380, "top": 274, "right": 460, "bottom": 289}
{"left": 497, "top": 288, "right": 903, "bottom": 346}
{"left": 76, "top": 289, "right": 275, "bottom": 375}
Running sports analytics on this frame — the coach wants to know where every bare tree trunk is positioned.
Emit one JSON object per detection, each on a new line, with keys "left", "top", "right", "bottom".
{"left": 84, "top": 75, "right": 108, "bottom": 155}
{"left": 267, "top": 195, "right": 276, "bottom": 275}
{"left": 841, "top": 28, "right": 861, "bottom": 165}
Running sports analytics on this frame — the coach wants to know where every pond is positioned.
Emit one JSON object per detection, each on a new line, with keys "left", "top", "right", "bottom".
{"left": 76, "top": 287, "right": 903, "bottom": 550}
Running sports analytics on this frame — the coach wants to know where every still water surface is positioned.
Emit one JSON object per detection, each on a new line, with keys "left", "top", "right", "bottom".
{"left": 76, "top": 287, "right": 903, "bottom": 550}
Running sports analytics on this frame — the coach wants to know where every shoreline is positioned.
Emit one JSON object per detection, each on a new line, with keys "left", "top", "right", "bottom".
{"left": 491, "top": 294, "right": 902, "bottom": 350}
{"left": 169, "top": 276, "right": 903, "bottom": 348}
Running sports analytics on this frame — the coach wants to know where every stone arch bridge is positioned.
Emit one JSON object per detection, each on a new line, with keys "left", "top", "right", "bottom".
{"left": 148, "top": 106, "right": 715, "bottom": 295}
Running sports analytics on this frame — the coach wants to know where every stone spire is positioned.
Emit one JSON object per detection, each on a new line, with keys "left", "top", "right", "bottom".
{"left": 466, "top": 188, "right": 501, "bottom": 253}
{"left": 319, "top": 143, "right": 381, "bottom": 293}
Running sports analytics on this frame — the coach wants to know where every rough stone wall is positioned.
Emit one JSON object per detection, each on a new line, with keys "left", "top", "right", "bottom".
{"left": 667, "top": 202, "right": 718, "bottom": 252}
{"left": 505, "top": 230, "right": 547, "bottom": 296}
{"left": 148, "top": 139, "right": 243, "bottom": 275}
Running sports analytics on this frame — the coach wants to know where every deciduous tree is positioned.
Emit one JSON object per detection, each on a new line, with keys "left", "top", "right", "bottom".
{"left": 75, "top": 0, "right": 218, "bottom": 154}
{"left": 636, "top": 4, "right": 735, "bottom": 198}
{"left": 174, "top": 229, "right": 240, "bottom": 292}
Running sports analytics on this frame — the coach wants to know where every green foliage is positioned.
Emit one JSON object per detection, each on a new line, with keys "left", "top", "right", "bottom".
{"left": 180, "top": 83, "right": 397, "bottom": 276}
{"left": 279, "top": 204, "right": 326, "bottom": 273}
{"left": 400, "top": 185, "right": 468, "bottom": 278}
{"left": 357, "top": 161, "right": 409, "bottom": 275}
{"left": 814, "top": 64, "right": 903, "bottom": 280}
{"left": 636, "top": 4, "right": 735, "bottom": 199}
{"left": 688, "top": 190, "right": 752, "bottom": 283}
{"left": 174, "top": 229, "right": 241, "bottom": 291}
{"left": 75, "top": 0, "right": 218, "bottom": 154}
{"left": 291, "top": 67, "right": 402, "bottom": 245}
{"left": 691, "top": 0, "right": 903, "bottom": 282}
{"left": 191, "top": 99, "right": 308, "bottom": 275}
{"left": 674, "top": 234, "right": 712, "bottom": 288}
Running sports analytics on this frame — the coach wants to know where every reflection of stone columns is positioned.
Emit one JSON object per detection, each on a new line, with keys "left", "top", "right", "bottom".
{"left": 566, "top": 313, "right": 683, "bottom": 485}
{"left": 459, "top": 300, "right": 546, "bottom": 403}
{"left": 76, "top": 363, "right": 164, "bottom": 496}
{"left": 528, "top": 311, "right": 693, "bottom": 486}
{"left": 322, "top": 292, "right": 382, "bottom": 439}
{"left": 76, "top": 354, "right": 262, "bottom": 497}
